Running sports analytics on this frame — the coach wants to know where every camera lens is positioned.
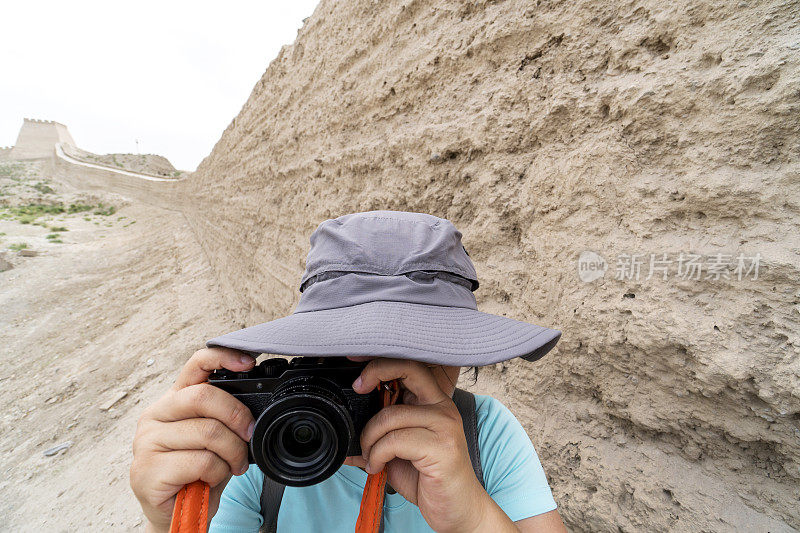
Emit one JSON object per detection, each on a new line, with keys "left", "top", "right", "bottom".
{"left": 293, "top": 423, "right": 313, "bottom": 444}
{"left": 272, "top": 410, "right": 333, "bottom": 467}
{"left": 250, "top": 377, "right": 355, "bottom": 486}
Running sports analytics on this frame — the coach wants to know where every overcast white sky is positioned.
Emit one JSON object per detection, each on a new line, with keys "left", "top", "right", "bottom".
{"left": 0, "top": 1, "right": 319, "bottom": 171}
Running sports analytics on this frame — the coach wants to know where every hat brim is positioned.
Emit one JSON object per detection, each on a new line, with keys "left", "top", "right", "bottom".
{"left": 206, "top": 301, "right": 561, "bottom": 366}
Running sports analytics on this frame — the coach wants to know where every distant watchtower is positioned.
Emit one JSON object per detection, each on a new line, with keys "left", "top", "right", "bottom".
{"left": 8, "top": 118, "right": 76, "bottom": 160}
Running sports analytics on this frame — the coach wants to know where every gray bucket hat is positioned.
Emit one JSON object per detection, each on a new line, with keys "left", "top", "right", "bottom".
{"left": 206, "top": 211, "right": 561, "bottom": 366}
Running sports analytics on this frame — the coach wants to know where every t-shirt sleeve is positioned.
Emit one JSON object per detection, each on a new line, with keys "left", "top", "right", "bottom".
{"left": 208, "top": 466, "right": 264, "bottom": 533}
{"left": 474, "top": 394, "right": 557, "bottom": 521}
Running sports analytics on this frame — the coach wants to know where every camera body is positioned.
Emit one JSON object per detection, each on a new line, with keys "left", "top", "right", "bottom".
{"left": 209, "top": 357, "right": 381, "bottom": 487}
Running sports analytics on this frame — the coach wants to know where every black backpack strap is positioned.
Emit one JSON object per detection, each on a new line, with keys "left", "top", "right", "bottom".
{"left": 259, "top": 476, "right": 285, "bottom": 533}
{"left": 452, "top": 388, "right": 485, "bottom": 489}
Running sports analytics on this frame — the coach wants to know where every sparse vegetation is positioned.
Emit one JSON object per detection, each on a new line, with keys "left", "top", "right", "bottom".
{"left": 46, "top": 233, "right": 59, "bottom": 239}
{"left": 93, "top": 203, "right": 116, "bottom": 216}
{"left": 49, "top": 226, "right": 68, "bottom": 232}
{"left": 0, "top": 202, "right": 116, "bottom": 225}
{"left": 4, "top": 203, "right": 66, "bottom": 218}
{"left": 32, "top": 182, "right": 55, "bottom": 194}
{"left": 8, "top": 242, "right": 28, "bottom": 251}
{"left": 0, "top": 163, "right": 25, "bottom": 180}
{"left": 67, "top": 203, "right": 93, "bottom": 214}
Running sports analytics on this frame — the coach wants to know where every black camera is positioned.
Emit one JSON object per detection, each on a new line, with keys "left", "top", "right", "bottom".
{"left": 208, "top": 357, "right": 381, "bottom": 487}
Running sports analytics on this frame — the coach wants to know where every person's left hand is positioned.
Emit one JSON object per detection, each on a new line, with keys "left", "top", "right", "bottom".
{"left": 344, "top": 358, "right": 493, "bottom": 533}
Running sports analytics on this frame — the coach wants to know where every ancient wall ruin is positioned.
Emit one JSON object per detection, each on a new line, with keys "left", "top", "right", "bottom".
{"left": 9, "top": 118, "right": 76, "bottom": 160}
{"left": 50, "top": 144, "right": 183, "bottom": 212}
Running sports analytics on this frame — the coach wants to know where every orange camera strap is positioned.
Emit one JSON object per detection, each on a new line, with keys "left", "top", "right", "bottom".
{"left": 169, "top": 379, "right": 401, "bottom": 533}
{"left": 169, "top": 480, "right": 210, "bottom": 533}
{"left": 355, "top": 379, "right": 401, "bottom": 533}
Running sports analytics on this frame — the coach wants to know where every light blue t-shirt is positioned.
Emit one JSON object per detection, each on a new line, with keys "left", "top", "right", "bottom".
{"left": 210, "top": 394, "right": 556, "bottom": 532}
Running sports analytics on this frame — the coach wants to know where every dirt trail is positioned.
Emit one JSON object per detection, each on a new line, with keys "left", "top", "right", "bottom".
{"left": 0, "top": 162, "right": 236, "bottom": 531}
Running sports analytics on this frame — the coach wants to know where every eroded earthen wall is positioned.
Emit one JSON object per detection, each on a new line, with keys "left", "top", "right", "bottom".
{"left": 179, "top": 1, "right": 799, "bottom": 530}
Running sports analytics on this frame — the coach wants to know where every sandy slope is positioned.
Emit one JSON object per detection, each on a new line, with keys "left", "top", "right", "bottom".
{"left": 0, "top": 163, "right": 236, "bottom": 531}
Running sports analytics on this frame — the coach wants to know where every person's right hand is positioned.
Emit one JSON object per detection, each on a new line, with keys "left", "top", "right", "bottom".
{"left": 130, "top": 347, "right": 257, "bottom": 533}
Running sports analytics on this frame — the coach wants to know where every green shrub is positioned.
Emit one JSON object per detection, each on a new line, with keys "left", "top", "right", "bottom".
{"left": 32, "top": 182, "right": 55, "bottom": 194}
{"left": 8, "top": 242, "right": 28, "bottom": 251}
{"left": 93, "top": 203, "right": 116, "bottom": 216}
{"left": 68, "top": 203, "right": 93, "bottom": 214}
{"left": 49, "top": 226, "right": 68, "bottom": 232}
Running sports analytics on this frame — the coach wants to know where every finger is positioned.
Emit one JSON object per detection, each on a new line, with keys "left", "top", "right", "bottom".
{"left": 353, "top": 359, "right": 449, "bottom": 404}
{"left": 359, "top": 404, "right": 452, "bottom": 459}
{"left": 344, "top": 455, "right": 367, "bottom": 469}
{"left": 153, "top": 384, "right": 254, "bottom": 442}
{"left": 148, "top": 450, "right": 232, "bottom": 492}
{"left": 173, "top": 347, "right": 256, "bottom": 390}
{"left": 150, "top": 419, "right": 250, "bottom": 476}
{"left": 364, "top": 427, "right": 436, "bottom": 474}
{"left": 346, "top": 356, "right": 375, "bottom": 362}
{"left": 385, "top": 458, "right": 419, "bottom": 504}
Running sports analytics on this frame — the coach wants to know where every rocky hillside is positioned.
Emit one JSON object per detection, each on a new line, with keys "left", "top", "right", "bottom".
{"left": 182, "top": 0, "right": 800, "bottom": 530}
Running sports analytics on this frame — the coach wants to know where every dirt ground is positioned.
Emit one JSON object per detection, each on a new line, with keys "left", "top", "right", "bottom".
{"left": 0, "top": 161, "right": 236, "bottom": 531}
